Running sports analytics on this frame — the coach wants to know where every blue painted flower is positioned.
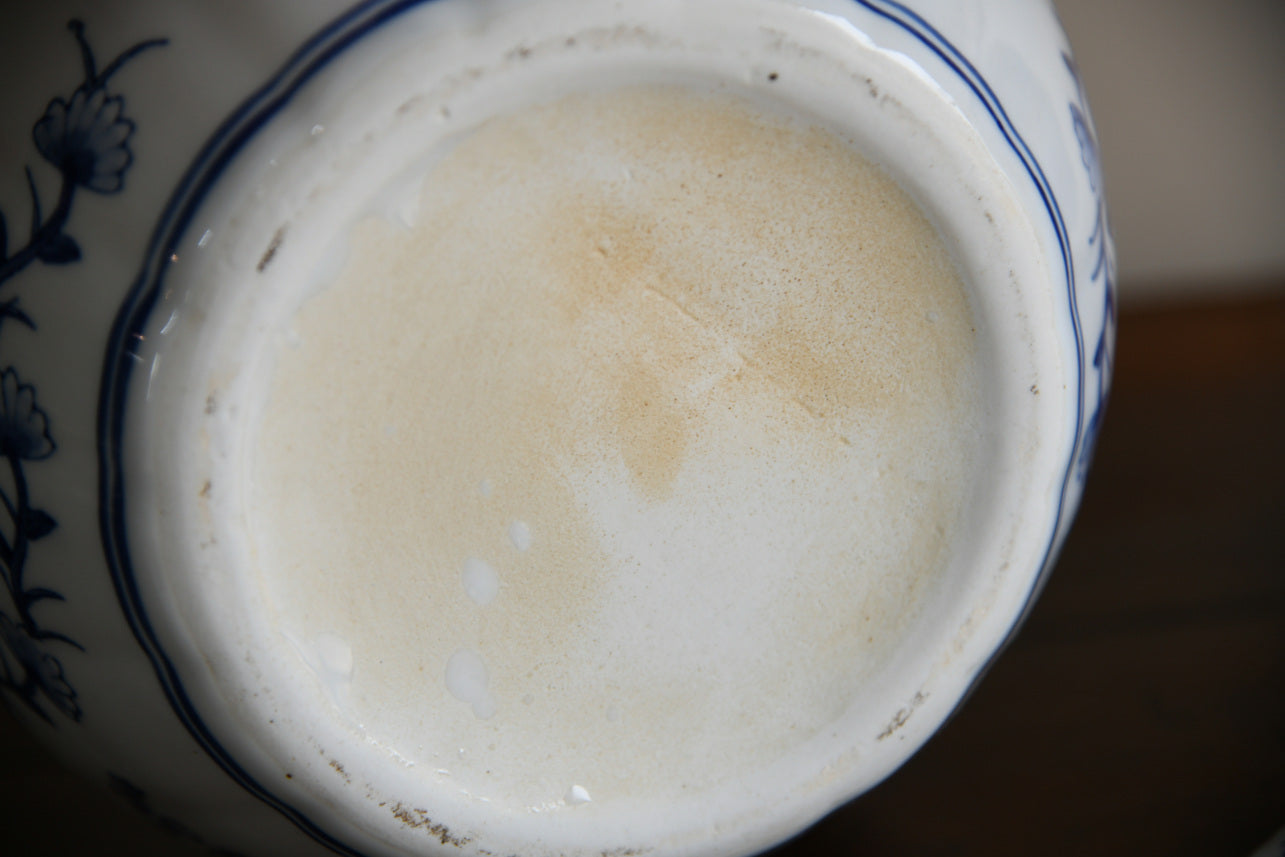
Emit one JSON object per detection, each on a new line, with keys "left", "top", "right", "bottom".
{"left": 1064, "top": 55, "right": 1103, "bottom": 196}
{"left": 1069, "top": 102, "right": 1101, "bottom": 193}
{"left": 32, "top": 83, "right": 135, "bottom": 194}
{"left": 0, "top": 612, "right": 81, "bottom": 720}
{"left": 0, "top": 368, "right": 55, "bottom": 461}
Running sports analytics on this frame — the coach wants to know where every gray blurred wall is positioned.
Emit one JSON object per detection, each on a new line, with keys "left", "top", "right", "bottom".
{"left": 1055, "top": 0, "right": 1285, "bottom": 303}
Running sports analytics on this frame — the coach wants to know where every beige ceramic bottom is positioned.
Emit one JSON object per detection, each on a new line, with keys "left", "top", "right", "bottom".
{"left": 122, "top": 2, "right": 1067, "bottom": 854}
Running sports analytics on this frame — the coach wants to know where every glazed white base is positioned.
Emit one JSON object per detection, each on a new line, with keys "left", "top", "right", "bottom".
{"left": 121, "top": 1, "right": 1066, "bottom": 855}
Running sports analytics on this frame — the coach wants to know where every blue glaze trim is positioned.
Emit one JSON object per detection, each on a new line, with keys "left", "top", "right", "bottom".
{"left": 98, "top": 1, "right": 1098, "bottom": 854}
{"left": 852, "top": 0, "right": 1086, "bottom": 608}
{"left": 99, "top": 3, "right": 437, "bottom": 855}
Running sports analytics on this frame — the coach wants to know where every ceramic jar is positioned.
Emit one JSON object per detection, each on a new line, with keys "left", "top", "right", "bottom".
{"left": 0, "top": 2, "right": 1112, "bottom": 855}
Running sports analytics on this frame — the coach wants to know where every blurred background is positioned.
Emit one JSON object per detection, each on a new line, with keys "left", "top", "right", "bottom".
{"left": 1, "top": 0, "right": 1283, "bottom": 854}
{"left": 1056, "top": 0, "right": 1285, "bottom": 305}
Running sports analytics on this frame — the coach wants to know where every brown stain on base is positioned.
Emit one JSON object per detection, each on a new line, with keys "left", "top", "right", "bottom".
{"left": 612, "top": 364, "right": 692, "bottom": 501}
{"left": 389, "top": 802, "right": 470, "bottom": 847}
{"left": 256, "top": 225, "right": 287, "bottom": 272}
{"left": 877, "top": 691, "right": 927, "bottom": 740}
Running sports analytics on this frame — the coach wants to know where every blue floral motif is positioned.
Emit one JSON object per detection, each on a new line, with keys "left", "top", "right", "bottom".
{"left": 0, "top": 368, "right": 56, "bottom": 461}
{"left": 0, "top": 20, "right": 165, "bottom": 724}
{"left": 33, "top": 84, "right": 136, "bottom": 194}
{"left": 0, "top": 21, "right": 165, "bottom": 282}
{"left": 0, "top": 365, "right": 81, "bottom": 724}
{"left": 1065, "top": 53, "right": 1116, "bottom": 479}
{"left": 0, "top": 613, "right": 80, "bottom": 721}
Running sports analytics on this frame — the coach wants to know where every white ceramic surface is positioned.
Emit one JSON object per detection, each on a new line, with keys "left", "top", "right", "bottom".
{"left": 0, "top": 2, "right": 1113, "bottom": 856}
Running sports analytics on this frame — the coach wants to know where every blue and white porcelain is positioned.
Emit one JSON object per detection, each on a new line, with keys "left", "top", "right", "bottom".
{"left": 0, "top": 2, "right": 1112, "bottom": 856}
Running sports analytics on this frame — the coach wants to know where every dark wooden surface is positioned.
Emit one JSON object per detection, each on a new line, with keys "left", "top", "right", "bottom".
{"left": 3, "top": 296, "right": 1283, "bottom": 855}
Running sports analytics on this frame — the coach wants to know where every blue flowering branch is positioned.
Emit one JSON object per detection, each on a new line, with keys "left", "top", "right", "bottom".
{"left": 0, "top": 368, "right": 58, "bottom": 619}
{"left": 0, "top": 20, "right": 165, "bottom": 724}
{"left": 0, "top": 367, "right": 79, "bottom": 723}
{"left": 0, "top": 20, "right": 166, "bottom": 288}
